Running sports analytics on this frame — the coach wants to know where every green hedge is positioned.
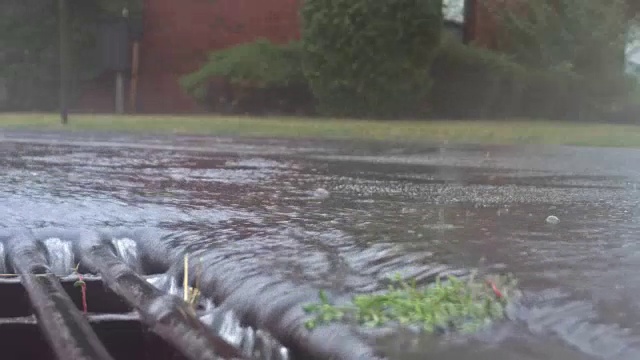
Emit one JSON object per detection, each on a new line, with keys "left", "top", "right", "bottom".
{"left": 430, "top": 37, "right": 527, "bottom": 119}
{"left": 430, "top": 37, "right": 631, "bottom": 121}
{"left": 180, "top": 39, "right": 306, "bottom": 99}
{"left": 181, "top": 36, "right": 634, "bottom": 121}
{"left": 300, "top": 0, "right": 443, "bottom": 119}
{"left": 180, "top": 39, "right": 314, "bottom": 115}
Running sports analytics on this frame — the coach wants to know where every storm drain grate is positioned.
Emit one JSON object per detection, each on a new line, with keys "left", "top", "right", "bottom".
{"left": 0, "top": 275, "right": 187, "bottom": 360}
{"left": 0, "top": 229, "right": 291, "bottom": 360}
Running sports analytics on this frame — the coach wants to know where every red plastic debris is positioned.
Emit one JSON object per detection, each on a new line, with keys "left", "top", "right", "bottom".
{"left": 74, "top": 274, "right": 88, "bottom": 313}
{"left": 486, "top": 280, "right": 504, "bottom": 299}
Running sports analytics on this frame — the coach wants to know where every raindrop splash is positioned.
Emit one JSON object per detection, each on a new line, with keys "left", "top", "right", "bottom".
{"left": 546, "top": 215, "right": 560, "bottom": 225}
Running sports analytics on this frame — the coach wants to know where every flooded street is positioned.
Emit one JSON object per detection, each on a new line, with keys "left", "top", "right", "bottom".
{"left": 2, "top": 130, "right": 640, "bottom": 359}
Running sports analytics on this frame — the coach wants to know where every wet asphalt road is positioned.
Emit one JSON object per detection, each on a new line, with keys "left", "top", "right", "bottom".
{"left": 1, "top": 129, "right": 640, "bottom": 359}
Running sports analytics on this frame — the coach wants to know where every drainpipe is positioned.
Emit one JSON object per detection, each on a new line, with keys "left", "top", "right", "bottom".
{"left": 58, "top": 0, "right": 70, "bottom": 124}
{"left": 114, "top": 7, "right": 130, "bottom": 115}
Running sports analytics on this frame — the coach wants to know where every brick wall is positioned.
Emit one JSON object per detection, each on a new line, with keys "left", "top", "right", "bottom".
{"left": 465, "top": 0, "right": 519, "bottom": 49}
{"left": 76, "top": 0, "right": 301, "bottom": 114}
{"left": 136, "top": 0, "right": 300, "bottom": 113}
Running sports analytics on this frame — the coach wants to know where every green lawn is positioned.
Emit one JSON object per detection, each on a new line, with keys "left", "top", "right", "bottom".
{"left": 1, "top": 113, "right": 640, "bottom": 148}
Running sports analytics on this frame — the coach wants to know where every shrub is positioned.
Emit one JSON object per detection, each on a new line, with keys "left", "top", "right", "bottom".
{"left": 180, "top": 39, "right": 314, "bottom": 115}
{"left": 597, "top": 76, "right": 640, "bottom": 123}
{"left": 300, "top": 0, "right": 443, "bottom": 119}
{"left": 430, "top": 36, "right": 527, "bottom": 119}
{"left": 430, "top": 36, "right": 618, "bottom": 121}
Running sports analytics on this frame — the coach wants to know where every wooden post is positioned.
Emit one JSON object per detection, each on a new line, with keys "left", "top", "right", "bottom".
{"left": 115, "top": 71, "right": 125, "bottom": 114}
{"left": 128, "top": 41, "right": 140, "bottom": 113}
{"left": 58, "top": 0, "right": 71, "bottom": 124}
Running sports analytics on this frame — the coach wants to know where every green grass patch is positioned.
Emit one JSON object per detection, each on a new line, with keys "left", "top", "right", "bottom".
{"left": 303, "top": 273, "right": 519, "bottom": 334}
{"left": 1, "top": 113, "right": 640, "bottom": 148}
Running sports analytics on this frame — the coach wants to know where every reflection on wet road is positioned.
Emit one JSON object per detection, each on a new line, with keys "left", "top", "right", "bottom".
{"left": 1, "top": 130, "right": 640, "bottom": 359}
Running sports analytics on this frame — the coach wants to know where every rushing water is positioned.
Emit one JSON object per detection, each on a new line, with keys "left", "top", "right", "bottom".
{"left": 2, "top": 131, "right": 640, "bottom": 359}
{"left": 146, "top": 273, "right": 290, "bottom": 359}
{"left": 40, "top": 237, "right": 75, "bottom": 275}
{"left": 110, "top": 237, "right": 142, "bottom": 272}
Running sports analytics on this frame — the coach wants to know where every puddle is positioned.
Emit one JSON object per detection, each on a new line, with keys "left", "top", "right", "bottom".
{"left": 2, "top": 131, "right": 640, "bottom": 359}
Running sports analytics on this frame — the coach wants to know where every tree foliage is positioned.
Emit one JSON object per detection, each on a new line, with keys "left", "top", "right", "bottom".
{"left": 490, "top": 0, "right": 636, "bottom": 116}
{"left": 0, "top": 0, "right": 59, "bottom": 110}
{"left": 494, "top": 0, "right": 630, "bottom": 75}
{"left": 0, "top": 0, "right": 142, "bottom": 110}
{"left": 431, "top": 35, "right": 590, "bottom": 120}
{"left": 300, "top": 0, "right": 443, "bottom": 119}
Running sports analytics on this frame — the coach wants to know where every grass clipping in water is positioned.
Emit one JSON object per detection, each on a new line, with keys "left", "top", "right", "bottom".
{"left": 303, "top": 273, "right": 518, "bottom": 333}
{"left": 183, "top": 254, "right": 202, "bottom": 308}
